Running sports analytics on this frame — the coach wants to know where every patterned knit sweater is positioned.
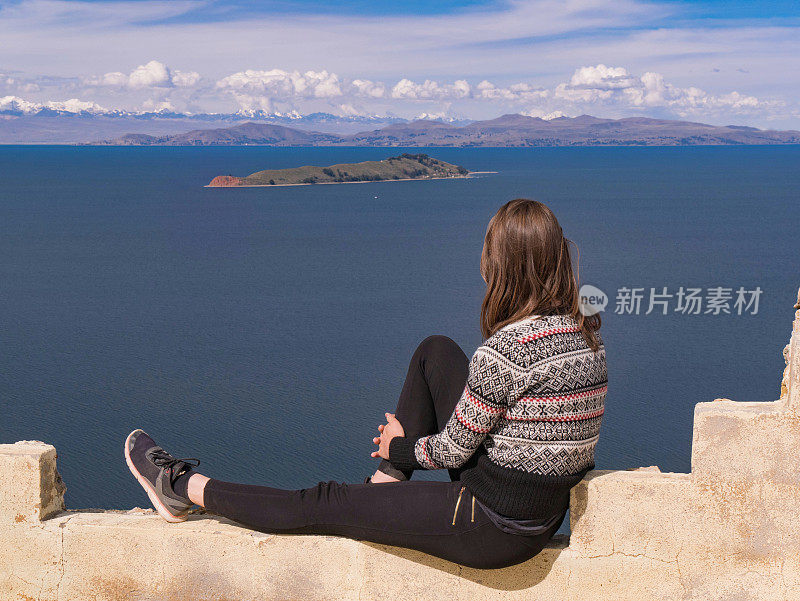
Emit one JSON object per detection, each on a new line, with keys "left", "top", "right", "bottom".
{"left": 389, "top": 314, "right": 607, "bottom": 519}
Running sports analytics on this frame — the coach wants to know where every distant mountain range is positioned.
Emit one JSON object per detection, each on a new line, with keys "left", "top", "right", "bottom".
{"left": 1, "top": 100, "right": 798, "bottom": 145}
{"left": 96, "top": 114, "right": 800, "bottom": 147}
{"left": 0, "top": 108, "right": 413, "bottom": 143}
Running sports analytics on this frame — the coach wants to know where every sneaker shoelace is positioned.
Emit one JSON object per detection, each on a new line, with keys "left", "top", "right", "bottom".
{"left": 150, "top": 448, "right": 200, "bottom": 487}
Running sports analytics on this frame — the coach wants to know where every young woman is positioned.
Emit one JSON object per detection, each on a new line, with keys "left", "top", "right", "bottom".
{"left": 124, "top": 198, "right": 607, "bottom": 570}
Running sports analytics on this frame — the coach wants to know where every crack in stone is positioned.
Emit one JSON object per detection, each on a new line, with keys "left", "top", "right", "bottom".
{"left": 54, "top": 516, "right": 73, "bottom": 601}
{"left": 585, "top": 550, "right": 678, "bottom": 566}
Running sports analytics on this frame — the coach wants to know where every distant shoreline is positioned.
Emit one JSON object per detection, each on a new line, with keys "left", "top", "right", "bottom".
{"left": 4, "top": 142, "right": 800, "bottom": 148}
{"left": 204, "top": 173, "right": 488, "bottom": 188}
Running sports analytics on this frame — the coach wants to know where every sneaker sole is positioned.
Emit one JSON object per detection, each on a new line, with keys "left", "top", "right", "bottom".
{"left": 124, "top": 429, "right": 189, "bottom": 524}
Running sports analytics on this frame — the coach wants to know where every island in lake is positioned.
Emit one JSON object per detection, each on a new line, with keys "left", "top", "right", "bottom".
{"left": 207, "top": 153, "right": 470, "bottom": 187}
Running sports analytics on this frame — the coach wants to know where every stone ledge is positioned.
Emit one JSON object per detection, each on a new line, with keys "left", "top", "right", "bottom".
{"left": 2, "top": 506, "right": 692, "bottom": 601}
{"left": 4, "top": 451, "right": 799, "bottom": 600}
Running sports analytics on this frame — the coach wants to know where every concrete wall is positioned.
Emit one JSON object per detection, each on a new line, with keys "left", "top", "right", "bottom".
{"left": 3, "top": 290, "right": 800, "bottom": 600}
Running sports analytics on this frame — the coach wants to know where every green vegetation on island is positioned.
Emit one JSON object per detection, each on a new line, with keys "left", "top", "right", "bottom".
{"left": 207, "top": 153, "right": 470, "bottom": 187}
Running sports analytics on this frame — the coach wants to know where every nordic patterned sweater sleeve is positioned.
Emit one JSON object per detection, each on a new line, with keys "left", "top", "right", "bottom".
{"left": 389, "top": 337, "right": 530, "bottom": 471}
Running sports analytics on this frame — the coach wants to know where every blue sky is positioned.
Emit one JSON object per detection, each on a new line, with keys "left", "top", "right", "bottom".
{"left": 1, "top": 0, "right": 798, "bottom": 126}
{"left": 36, "top": 0, "right": 800, "bottom": 19}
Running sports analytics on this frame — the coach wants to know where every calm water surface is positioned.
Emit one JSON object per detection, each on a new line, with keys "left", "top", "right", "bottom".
{"left": 1, "top": 146, "right": 798, "bottom": 530}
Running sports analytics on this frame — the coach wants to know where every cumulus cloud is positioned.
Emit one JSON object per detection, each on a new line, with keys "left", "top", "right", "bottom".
{"left": 171, "top": 70, "right": 200, "bottom": 88}
{"left": 216, "top": 69, "right": 342, "bottom": 98}
{"left": 371, "top": 77, "right": 547, "bottom": 103}
{"left": 97, "top": 71, "right": 128, "bottom": 86}
{"left": 140, "top": 99, "right": 175, "bottom": 112}
{"left": 230, "top": 93, "right": 276, "bottom": 113}
{"left": 1, "top": 75, "right": 41, "bottom": 94}
{"left": 337, "top": 103, "right": 365, "bottom": 116}
{"left": 128, "top": 60, "right": 171, "bottom": 87}
{"left": 2, "top": 61, "right": 785, "bottom": 123}
{"left": 552, "top": 64, "right": 775, "bottom": 115}
{"left": 475, "top": 80, "right": 549, "bottom": 101}
{"left": 568, "top": 64, "right": 638, "bottom": 90}
{"left": 390, "top": 78, "right": 470, "bottom": 100}
{"left": 85, "top": 60, "right": 200, "bottom": 89}
{"left": 351, "top": 79, "right": 386, "bottom": 98}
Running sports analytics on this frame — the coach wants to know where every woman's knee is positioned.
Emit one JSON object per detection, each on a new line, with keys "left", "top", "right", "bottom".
{"left": 414, "top": 335, "right": 462, "bottom": 361}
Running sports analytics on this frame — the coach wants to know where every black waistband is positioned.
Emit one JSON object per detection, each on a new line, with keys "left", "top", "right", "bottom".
{"left": 460, "top": 455, "right": 592, "bottom": 520}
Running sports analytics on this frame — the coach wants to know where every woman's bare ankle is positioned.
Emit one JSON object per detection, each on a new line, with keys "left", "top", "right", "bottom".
{"left": 370, "top": 469, "right": 401, "bottom": 484}
{"left": 187, "top": 473, "right": 211, "bottom": 506}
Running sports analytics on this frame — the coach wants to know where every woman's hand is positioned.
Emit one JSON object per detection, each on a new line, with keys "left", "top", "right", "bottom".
{"left": 371, "top": 413, "right": 405, "bottom": 460}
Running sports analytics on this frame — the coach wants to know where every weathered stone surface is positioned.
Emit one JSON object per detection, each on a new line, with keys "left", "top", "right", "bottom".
{"left": 691, "top": 399, "right": 800, "bottom": 485}
{"left": 569, "top": 470, "right": 694, "bottom": 560}
{"left": 0, "top": 441, "right": 64, "bottom": 523}
{"left": 787, "top": 288, "right": 800, "bottom": 411}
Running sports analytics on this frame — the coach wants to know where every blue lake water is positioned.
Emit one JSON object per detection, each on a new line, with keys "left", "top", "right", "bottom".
{"left": 1, "top": 145, "right": 798, "bottom": 528}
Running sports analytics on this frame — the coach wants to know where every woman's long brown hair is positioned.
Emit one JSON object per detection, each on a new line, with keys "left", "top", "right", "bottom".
{"left": 479, "top": 199, "right": 601, "bottom": 351}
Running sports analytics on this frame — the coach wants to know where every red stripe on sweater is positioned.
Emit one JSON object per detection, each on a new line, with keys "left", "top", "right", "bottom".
{"left": 464, "top": 389, "right": 505, "bottom": 414}
{"left": 517, "top": 325, "right": 581, "bottom": 344}
{"left": 503, "top": 408, "right": 605, "bottom": 422}
{"left": 455, "top": 406, "right": 492, "bottom": 433}
{"left": 419, "top": 436, "right": 433, "bottom": 466}
{"left": 518, "top": 385, "right": 608, "bottom": 404}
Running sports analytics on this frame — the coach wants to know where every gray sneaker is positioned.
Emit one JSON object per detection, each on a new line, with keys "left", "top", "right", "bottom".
{"left": 124, "top": 429, "right": 199, "bottom": 523}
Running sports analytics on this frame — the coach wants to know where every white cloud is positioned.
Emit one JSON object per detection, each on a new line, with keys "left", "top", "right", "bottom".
{"left": 216, "top": 69, "right": 342, "bottom": 98}
{"left": 569, "top": 64, "right": 638, "bottom": 89}
{"left": 552, "top": 64, "right": 775, "bottom": 116}
{"left": 128, "top": 60, "right": 171, "bottom": 88}
{"left": 230, "top": 93, "right": 275, "bottom": 113}
{"left": 475, "top": 80, "right": 549, "bottom": 101}
{"left": 99, "top": 71, "right": 128, "bottom": 86}
{"left": 171, "top": 70, "right": 200, "bottom": 88}
{"left": 554, "top": 82, "right": 614, "bottom": 103}
{"left": 140, "top": 99, "right": 175, "bottom": 112}
{"left": 387, "top": 77, "right": 548, "bottom": 102}
{"left": 352, "top": 79, "right": 386, "bottom": 98}
{"left": 391, "top": 78, "right": 470, "bottom": 100}
{"left": 391, "top": 78, "right": 435, "bottom": 99}
{"left": 337, "top": 103, "right": 363, "bottom": 116}
{"left": 1, "top": 76, "right": 41, "bottom": 94}
{"left": 0, "top": 61, "right": 787, "bottom": 125}
{"left": 85, "top": 60, "right": 200, "bottom": 89}
{"left": 452, "top": 79, "right": 471, "bottom": 98}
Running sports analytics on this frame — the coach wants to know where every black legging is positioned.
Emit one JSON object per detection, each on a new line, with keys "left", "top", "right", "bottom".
{"left": 204, "top": 336, "right": 565, "bottom": 569}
